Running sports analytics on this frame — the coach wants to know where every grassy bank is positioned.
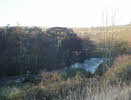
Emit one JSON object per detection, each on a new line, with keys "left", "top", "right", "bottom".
{"left": 0, "top": 55, "right": 130, "bottom": 100}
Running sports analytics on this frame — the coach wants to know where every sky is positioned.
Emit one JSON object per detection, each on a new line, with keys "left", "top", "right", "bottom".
{"left": 0, "top": 0, "right": 131, "bottom": 27}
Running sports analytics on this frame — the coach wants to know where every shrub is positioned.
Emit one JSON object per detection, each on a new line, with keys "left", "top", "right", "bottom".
{"left": 95, "top": 63, "right": 105, "bottom": 76}
{"left": 112, "top": 40, "right": 129, "bottom": 57}
{"left": 61, "top": 68, "right": 93, "bottom": 79}
{"left": 40, "top": 72, "right": 64, "bottom": 86}
{"left": 104, "top": 55, "right": 131, "bottom": 84}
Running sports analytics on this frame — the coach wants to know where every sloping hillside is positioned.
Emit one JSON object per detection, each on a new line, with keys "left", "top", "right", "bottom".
{"left": 72, "top": 24, "right": 131, "bottom": 45}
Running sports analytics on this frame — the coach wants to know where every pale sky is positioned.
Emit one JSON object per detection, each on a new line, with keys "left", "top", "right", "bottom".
{"left": 0, "top": 0, "right": 131, "bottom": 27}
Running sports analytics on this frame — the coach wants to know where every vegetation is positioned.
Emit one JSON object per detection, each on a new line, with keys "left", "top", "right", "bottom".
{"left": 104, "top": 55, "right": 131, "bottom": 84}
{"left": 0, "top": 25, "right": 131, "bottom": 100}
{"left": 0, "top": 54, "right": 130, "bottom": 100}
{"left": 0, "top": 26, "right": 95, "bottom": 76}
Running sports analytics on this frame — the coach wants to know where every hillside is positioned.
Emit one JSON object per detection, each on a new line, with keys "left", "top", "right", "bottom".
{"left": 72, "top": 24, "right": 131, "bottom": 45}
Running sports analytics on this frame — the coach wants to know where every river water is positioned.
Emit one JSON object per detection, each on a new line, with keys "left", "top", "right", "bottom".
{"left": 70, "top": 58, "right": 105, "bottom": 73}
{"left": 0, "top": 58, "right": 107, "bottom": 84}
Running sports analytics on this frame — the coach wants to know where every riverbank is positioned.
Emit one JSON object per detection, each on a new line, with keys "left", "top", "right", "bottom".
{"left": 0, "top": 55, "right": 130, "bottom": 100}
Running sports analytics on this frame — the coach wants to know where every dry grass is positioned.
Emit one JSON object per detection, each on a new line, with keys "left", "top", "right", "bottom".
{"left": 104, "top": 55, "right": 131, "bottom": 84}
{"left": 73, "top": 24, "right": 131, "bottom": 47}
{"left": 58, "top": 84, "right": 131, "bottom": 100}
{"left": 0, "top": 54, "right": 131, "bottom": 100}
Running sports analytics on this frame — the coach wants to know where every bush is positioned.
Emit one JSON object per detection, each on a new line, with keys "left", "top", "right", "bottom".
{"left": 112, "top": 40, "right": 129, "bottom": 57}
{"left": 61, "top": 68, "right": 93, "bottom": 79}
{"left": 40, "top": 72, "right": 64, "bottom": 87}
{"left": 104, "top": 55, "right": 131, "bottom": 84}
{"left": 95, "top": 63, "right": 105, "bottom": 76}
